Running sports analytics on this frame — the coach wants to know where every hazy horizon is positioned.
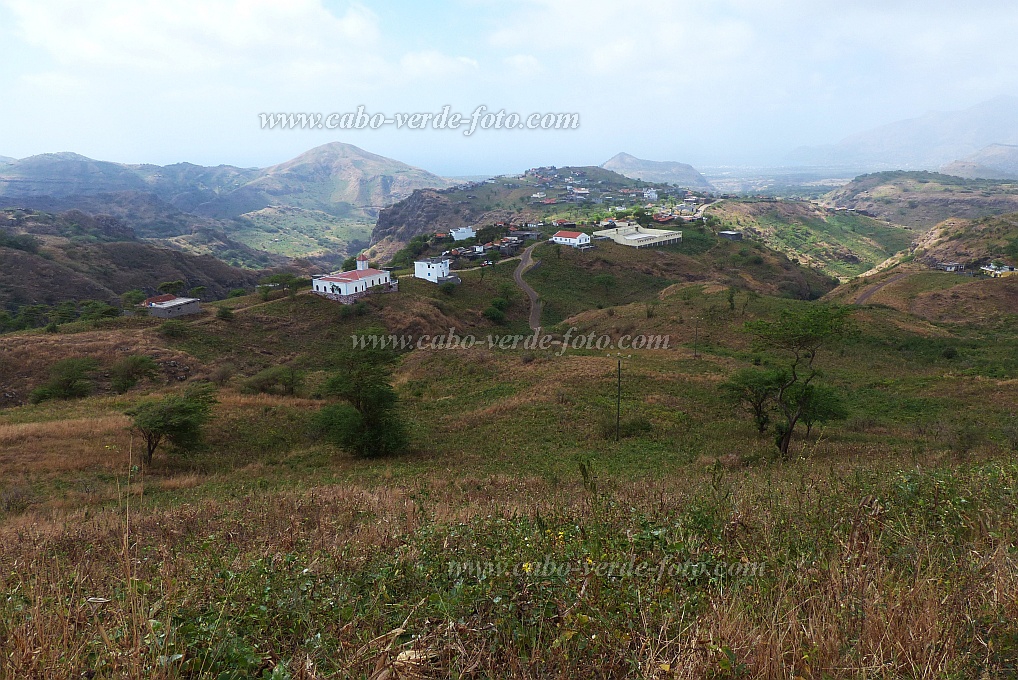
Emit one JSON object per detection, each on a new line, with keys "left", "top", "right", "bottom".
{"left": 3, "top": 0, "right": 1018, "bottom": 175}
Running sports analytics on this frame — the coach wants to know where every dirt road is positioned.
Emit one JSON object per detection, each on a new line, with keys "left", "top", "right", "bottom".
{"left": 513, "top": 243, "right": 543, "bottom": 330}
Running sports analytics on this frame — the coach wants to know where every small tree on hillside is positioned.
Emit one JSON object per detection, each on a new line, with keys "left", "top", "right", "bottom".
{"left": 745, "top": 304, "right": 853, "bottom": 456}
{"left": 157, "top": 280, "right": 186, "bottom": 296}
{"left": 110, "top": 355, "right": 159, "bottom": 394}
{"left": 126, "top": 383, "right": 217, "bottom": 466}
{"left": 792, "top": 383, "right": 849, "bottom": 439}
{"left": 720, "top": 368, "right": 784, "bottom": 434}
{"left": 315, "top": 331, "right": 407, "bottom": 457}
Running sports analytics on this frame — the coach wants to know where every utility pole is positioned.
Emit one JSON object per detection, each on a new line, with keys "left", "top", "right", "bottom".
{"left": 616, "top": 357, "right": 622, "bottom": 442}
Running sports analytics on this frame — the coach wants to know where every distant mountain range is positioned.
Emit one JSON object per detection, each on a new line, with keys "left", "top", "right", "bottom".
{"left": 0, "top": 143, "right": 456, "bottom": 265}
{"left": 0, "top": 143, "right": 454, "bottom": 217}
{"left": 789, "top": 95, "right": 1018, "bottom": 170}
{"left": 600, "top": 153, "right": 712, "bottom": 189}
{"left": 941, "top": 144, "right": 1018, "bottom": 180}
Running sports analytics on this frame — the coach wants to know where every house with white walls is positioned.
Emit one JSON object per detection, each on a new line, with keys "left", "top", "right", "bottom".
{"left": 312, "top": 254, "right": 397, "bottom": 303}
{"left": 551, "top": 230, "right": 592, "bottom": 248}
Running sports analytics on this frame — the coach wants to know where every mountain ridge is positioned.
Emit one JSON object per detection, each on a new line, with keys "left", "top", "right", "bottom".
{"left": 601, "top": 152, "right": 712, "bottom": 189}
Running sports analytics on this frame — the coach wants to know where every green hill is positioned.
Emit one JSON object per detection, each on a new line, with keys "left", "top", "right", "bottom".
{"left": 823, "top": 171, "right": 1018, "bottom": 228}
{"left": 705, "top": 198, "right": 916, "bottom": 278}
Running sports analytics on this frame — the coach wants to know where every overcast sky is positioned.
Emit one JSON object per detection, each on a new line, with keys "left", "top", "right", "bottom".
{"left": 2, "top": 0, "right": 1018, "bottom": 175}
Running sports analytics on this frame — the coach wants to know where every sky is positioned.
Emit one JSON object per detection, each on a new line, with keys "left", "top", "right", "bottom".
{"left": 2, "top": 0, "right": 1018, "bottom": 175}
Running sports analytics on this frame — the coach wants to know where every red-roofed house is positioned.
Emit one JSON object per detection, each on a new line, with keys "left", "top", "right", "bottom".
{"left": 311, "top": 254, "right": 397, "bottom": 303}
{"left": 551, "top": 230, "right": 591, "bottom": 248}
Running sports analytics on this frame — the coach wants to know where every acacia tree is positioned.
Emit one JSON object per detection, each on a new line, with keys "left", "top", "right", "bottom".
{"left": 126, "top": 383, "right": 217, "bottom": 466}
{"left": 315, "top": 331, "right": 407, "bottom": 457}
{"left": 720, "top": 368, "right": 784, "bottom": 434}
{"left": 745, "top": 304, "right": 853, "bottom": 456}
{"left": 793, "top": 384, "right": 849, "bottom": 439}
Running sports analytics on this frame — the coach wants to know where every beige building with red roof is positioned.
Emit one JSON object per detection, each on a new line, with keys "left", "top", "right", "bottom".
{"left": 551, "top": 230, "right": 591, "bottom": 248}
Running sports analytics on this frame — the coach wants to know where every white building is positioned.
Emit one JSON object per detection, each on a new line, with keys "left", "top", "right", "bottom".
{"left": 551, "top": 230, "right": 592, "bottom": 247}
{"left": 312, "top": 254, "right": 395, "bottom": 303}
{"left": 144, "top": 295, "right": 201, "bottom": 318}
{"left": 451, "top": 226, "right": 476, "bottom": 241}
{"left": 414, "top": 257, "right": 452, "bottom": 283}
{"left": 643, "top": 189, "right": 659, "bottom": 201}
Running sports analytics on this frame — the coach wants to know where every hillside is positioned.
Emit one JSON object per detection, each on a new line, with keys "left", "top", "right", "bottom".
{"left": 0, "top": 143, "right": 454, "bottom": 262}
{"left": 704, "top": 199, "right": 916, "bottom": 278}
{"left": 4, "top": 256, "right": 1018, "bottom": 676}
{"left": 910, "top": 212, "right": 1018, "bottom": 268}
{"left": 789, "top": 94, "right": 1018, "bottom": 169}
{"left": 822, "top": 171, "right": 1018, "bottom": 228}
{"left": 601, "top": 152, "right": 712, "bottom": 189}
{"left": 0, "top": 208, "right": 263, "bottom": 309}
{"left": 371, "top": 166, "right": 685, "bottom": 257}
{"left": 942, "top": 143, "right": 1018, "bottom": 180}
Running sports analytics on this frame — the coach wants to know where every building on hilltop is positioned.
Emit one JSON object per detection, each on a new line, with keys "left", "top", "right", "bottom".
{"left": 312, "top": 253, "right": 397, "bottom": 304}
{"left": 451, "top": 226, "right": 476, "bottom": 241}
{"left": 414, "top": 257, "right": 459, "bottom": 284}
{"left": 551, "top": 230, "right": 592, "bottom": 248}
{"left": 142, "top": 294, "right": 201, "bottom": 318}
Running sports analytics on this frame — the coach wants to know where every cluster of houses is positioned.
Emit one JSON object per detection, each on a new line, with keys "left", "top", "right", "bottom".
{"left": 934, "top": 261, "right": 1018, "bottom": 277}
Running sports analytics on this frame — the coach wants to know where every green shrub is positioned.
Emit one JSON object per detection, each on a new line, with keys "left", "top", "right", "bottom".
{"left": 29, "top": 357, "right": 98, "bottom": 403}
{"left": 110, "top": 355, "right": 158, "bottom": 394}
{"left": 483, "top": 307, "right": 506, "bottom": 323}
{"left": 243, "top": 365, "right": 303, "bottom": 396}
{"left": 228, "top": 288, "right": 247, "bottom": 298}
{"left": 216, "top": 306, "right": 235, "bottom": 321}
{"left": 159, "top": 320, "right": 187, "bottom": 338}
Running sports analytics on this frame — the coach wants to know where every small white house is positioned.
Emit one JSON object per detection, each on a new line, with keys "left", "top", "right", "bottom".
{"left": 414, "top": 257, "right": 452, "bottom": 283}
{"left": 312, "top": 254, "right": 394, "bottom": 302}
{"left": 451, "top": 226, "right": 476, "bottom": 241}
{"left": 643, "top": 189, "right": 659, "bottom": 201}
{"left": 551, "top": 230, "right": 591, "bottom": 248}
{"left": 144, "top": 295, "right": 201, "bottom": 318}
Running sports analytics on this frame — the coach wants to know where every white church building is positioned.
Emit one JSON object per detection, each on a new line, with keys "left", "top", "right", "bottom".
{"left": 312, "top": 254, "right": 397, "bottom": 303}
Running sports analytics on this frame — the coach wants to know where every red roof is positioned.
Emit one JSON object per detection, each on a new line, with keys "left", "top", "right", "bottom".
{"left": 142, "top": 294, "right": 177, "bottom": 306}
{"left": 553, "top": 230, "right": 583, "bottom": 239}
{"left": 356, "top": 253, "right": 369, "bottom": 261}
{"left": 317, "top": 268, "right": 386, "bottom": 283}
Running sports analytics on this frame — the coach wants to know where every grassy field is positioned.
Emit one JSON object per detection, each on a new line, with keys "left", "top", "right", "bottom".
{"left": 227, "top": 207, "right": 373, "bottom": 260}
{"left": 3, "top": 268, "right": 1018, "bottom": 677}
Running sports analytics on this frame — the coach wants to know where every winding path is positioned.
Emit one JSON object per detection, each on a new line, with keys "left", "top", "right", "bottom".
{"left": 514, "top": 243, "right": 543, "bottom": 330}
{"left": 853, "top": 272, "right": 910, "bottom": 305}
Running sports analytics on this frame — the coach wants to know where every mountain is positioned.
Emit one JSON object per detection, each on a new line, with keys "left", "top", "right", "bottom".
{"left": 941, "top": 144, "right": 1018, "bottom": 180}
{"left": 0, "top": 208, "right": 265, "bottom": 309}
{"left": 822, "top": 171, "right": 1018, "bottom": 228}
{"left": 0, "top": 155, "right": 15, "bottom": 165}
{"left": 789, "top": 95, "right": 1018, "bottom": 170}
{"left": 601, "top": 152, "right": 712, "bottom": 189}
{"left": 0, "top": 143, "right": 455, "bottom": 263}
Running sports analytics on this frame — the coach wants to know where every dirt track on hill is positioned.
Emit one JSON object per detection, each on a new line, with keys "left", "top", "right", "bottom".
{"left": 853, "top": 272, "right": 910, "bottom": 305}
{"left": 513, "top": 243, "right": 542, "bottom": 330}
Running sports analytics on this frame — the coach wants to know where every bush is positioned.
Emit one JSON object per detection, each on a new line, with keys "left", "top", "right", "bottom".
{"left": 314, "top": 403, "right": 407, "bottom": 458}
{"left": 30, "top": 357, "right": 99, "bottom": 403}
{"left": 209, "top": 363, "right": 235, "bottom": 386}
{"left": 216, "top": 306, "right": 235, "bottom": 321}
{"left": 110, "top": 355, "right": 158, "bottom": 394}
{"left": 228, "top": 288, "right": 247, "bottom": 298}
{"left": 483, "top": 307, "right": 506, "bottom": 323}
{"left": 243, "top": 365, "right": 303, "bottom": 396}
{"left": 439, "top": 282, "right": 457, "bottom": 296}
{"left": 490, "top": 297, "right": 510, "bottom": 312}
{"left": 159, "top": 320, "right": 187, "bottom": 338}
{"left": 126, "top": 383, "right": 217, "bottom": 465}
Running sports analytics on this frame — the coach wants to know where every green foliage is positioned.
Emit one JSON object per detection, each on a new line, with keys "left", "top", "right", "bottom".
{"left": 260, "top": 273, "right": 303, "bottom": 297}
{"left": 157, "top": 280, "right": 186, "bottom": 295}
{"left": 341, "top": 256, "right": 358, "bottom": 271}
{"left": 745, "top": 304, "right": 854, "bottom": 455}
{"left": 789, "top": 383, "right": 849, "bottom": 438}
{"left": 438, "top": 281, "right": 457, "bottom": 296}
{"left": 159, "top": 320, "right": 188, "bottom": 338}
{"left": 0, "top": 231, "right": 40, "bottom": 253}
{"left": 389, "top": 234, "right": 430, "bottom": 269}
{"left": 593, "top": 273, "right": 616, "bottom": 293}
{"left": 120, "top": 289, "right": 147, "bottom": 306}
{"left": 189, "top": 286, "right": 206, "bottom": 299}
{"left": 720, "top": 368, "right": 784, "bottom": 434}
{"left": 29, "top": 357, "right": 99, "bottom": 404}
{"left": 216, "top": 306, "right": 235, "bottom": 321}
{"left": 228, "top": 288, "right": 247, "bottom": 298}
{"left": 77, "top": 300, "right": 120, "bottom": 323}
{"left": 125, "top": 383, "right": 217, "bottom": 465}
{"left": 483, "top": 306, "right": 507, "bottom": 323}
{"left": 243, "top": 365, "right": 304, "bottom": 396}
{"left": 110, "top": 355, "right": 159, "bottom": 394}
{"left": 316, "top": 332, "right": 407, "bottom": 457}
